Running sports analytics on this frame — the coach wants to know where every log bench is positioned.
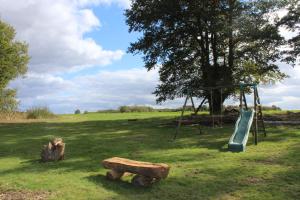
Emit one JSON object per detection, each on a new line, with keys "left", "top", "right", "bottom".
{"left": 102, "top": 157, "right": 170, "bottom": 187}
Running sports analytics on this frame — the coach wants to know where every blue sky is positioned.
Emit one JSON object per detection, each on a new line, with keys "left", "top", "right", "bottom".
{"left": 82, "top": 4, "right": 144, "bottom": 71}
{"left": 0, "top": 0, "right": 300, "bottom": 113}
{"left": 58, "top": 3, "right": 144, "bottom": 79}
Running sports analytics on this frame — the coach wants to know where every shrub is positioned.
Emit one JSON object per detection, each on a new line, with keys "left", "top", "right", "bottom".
{"left": 119, "top": 106, "right": 130, "bottom": 113}
{"left": 74, "top": 109, "right": 81, "bottom": 114}
{"left": 83, "top": 110, "right": 89, "bottom": 114}
{"left": 262, "top": 105, "right": 281, "bottom": 111}
{"left": 271, "top": 105, "right": 281, "bottom": 111}
{"left": 0, "top": 112, "right": 27, "bottom": 121}
{"left": 0, "top": 89, "right": 19, "bottom": 119}
{"left": 97, "top": 109, "right": 119, "bottom": 113}
{"left": 286, "top": 111, "right": 294, "bottom": 115}
{"left": 119, "top": 105, "right": 154, "bottom": 113}
{"left": 26, "top": 107, "right": 56, "bottom": 119}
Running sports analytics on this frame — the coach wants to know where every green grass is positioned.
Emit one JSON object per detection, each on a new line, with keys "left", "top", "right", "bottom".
{"left": 0, "top": 112, "right": 299, "bottom": 199}
{"left": 263, "top": 110, "right": 300, "bottom": 115}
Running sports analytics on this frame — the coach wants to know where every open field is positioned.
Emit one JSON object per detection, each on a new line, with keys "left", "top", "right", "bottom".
{"left": 0, "top": 112, "right": 300, "bottom": 199}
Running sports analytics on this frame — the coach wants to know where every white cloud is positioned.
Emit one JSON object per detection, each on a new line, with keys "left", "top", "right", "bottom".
{"left": 75, "top": 0, "right": 131, "bottom": 8}
{"left": 257, "top": 60, "right": 300, "bottom": 109}
{"left": 9, "top": 64, "right": 300, "bottom": 113}
{"left": 11, "top": 73, "right": 75, "bottom": 99}
{"left": 10, "top": 68, "right": 163, "bottom": 113}
{"left": 0, "top": 0, "right": 125, "bottom": 74}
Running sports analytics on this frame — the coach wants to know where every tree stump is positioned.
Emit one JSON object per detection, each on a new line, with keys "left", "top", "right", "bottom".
{"left": 106, "top": 170, "right": 124, "bottom": 180}
{"left": 132, "top": 175, "right": 155, "bottom": 187}
{"left": 41, "top": 138, "right": 65, "bottom": 162}
{"left": 102, "top": 157, "right": 170, "bottom": 187}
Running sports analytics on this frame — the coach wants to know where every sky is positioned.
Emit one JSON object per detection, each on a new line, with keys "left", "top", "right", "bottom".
{"left": 0, "top": 0, "right": 299, "bottom": 114}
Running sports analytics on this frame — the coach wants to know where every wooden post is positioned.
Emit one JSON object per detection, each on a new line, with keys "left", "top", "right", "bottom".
{"left": 174, "top": 96, "right": 189, "bottom": 140}
{"left": 220, "top": 88, "right": 223, "bottom": 127}
{"left": 256, "top": 87, "right": 267, "bottom": 137}
{"left": 210, "top": 89, "right": 215, "bottom": 127}
{"left": 243, "top": 92, "right": 248, "bottom": 110}
{"left": 195, "top": 97, "right": 206, "bottom": 135}
{"left": 190, "top": 97, "right": 196, "bottom": 113}
{"left": 195, "top": 97, "right": 207, "bottom": 115}
{"left": 254, "top": 86, "right": 258, "bottom": 145}
{"left": 239, "top": 87, "right": 243, "bottom": 110}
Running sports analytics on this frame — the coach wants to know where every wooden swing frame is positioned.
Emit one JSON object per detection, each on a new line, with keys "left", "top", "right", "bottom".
{"left": 174, "top": 83, "right": 266, "bottom": 144}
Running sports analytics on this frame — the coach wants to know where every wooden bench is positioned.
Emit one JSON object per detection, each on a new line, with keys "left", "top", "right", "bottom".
{"left": 102, "top": 157, "right": 170, "bottom": 187}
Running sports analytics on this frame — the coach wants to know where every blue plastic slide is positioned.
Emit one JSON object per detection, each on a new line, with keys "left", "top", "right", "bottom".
{"left": 228, "top": 109, "right": 254, "bottom": 152}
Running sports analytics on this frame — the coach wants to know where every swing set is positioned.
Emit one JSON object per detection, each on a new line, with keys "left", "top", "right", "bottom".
{"left": 174, "top": 83, "right": 266, "bottom": 149}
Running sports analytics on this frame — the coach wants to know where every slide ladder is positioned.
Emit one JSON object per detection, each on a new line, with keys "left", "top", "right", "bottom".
{"left": 228, "top": 109, "right": 254, "bottom": 152}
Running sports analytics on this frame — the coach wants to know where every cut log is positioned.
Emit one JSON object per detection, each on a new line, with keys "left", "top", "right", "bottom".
{"left": 132, "top": 175, "right": 154, "bottom": 187}
{"left": 41, "top": 138, "right": 65, "bottom": 162}
{"left": 102, "top": 157, "right": 170, "bottom": 180}
{"left": 106, "top": 170, "right": 124, "bottom": 180}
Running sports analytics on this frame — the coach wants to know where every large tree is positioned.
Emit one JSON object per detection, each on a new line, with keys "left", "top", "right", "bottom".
{"left": 0, "top": 19, "right": 29, "bottom": 112}
{"left": 279, "top": 0, "right": 300, "bottom": 65}
{"left": 126, "top": 0, "right": 288, "bottom": 113}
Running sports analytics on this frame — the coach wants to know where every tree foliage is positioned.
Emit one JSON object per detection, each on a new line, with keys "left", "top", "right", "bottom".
{"left": 0, "top": 19, "right": 29, "bottom": 114}
{"left": 74, "top": 109, "right": 81, "bottom": 114}
{"left": 0, "top": 88, "right": 18, "bottom": 113}
{"left": 0, "top": 19, "right": 29, "bottom": 90}
{"left": 279, "top": 0, "right": 300, "bottom": 64}
{"left": 126, "top": 0, "right": 289, "bottom": 112}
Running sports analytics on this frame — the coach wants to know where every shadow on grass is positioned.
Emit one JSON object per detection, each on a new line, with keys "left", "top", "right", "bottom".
{"left": 0, "top": 116, "right": 280, "bottom": 175}
{"left": 85, "top": 142, "right": 300, "bottom": 199}
{"left": 86, "top": 174, "right": 138, "bottom": 190}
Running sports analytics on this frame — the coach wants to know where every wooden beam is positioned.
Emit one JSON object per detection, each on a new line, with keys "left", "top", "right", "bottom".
{"left": 239, "top": 87, "right": 243, "bottom": 110}
{"left": 174, "top": 96, "right": 189, "bottom": 140}
{"left": 254, "top": 87, "right": 258, "bottom": 145}
{"left": 255, "top": 87, "right": 266, "bottom": 137}
{"left": 242, "top": 91, "right": 248, "bottom": 110}
{"left": 210, "top": 89, "right": 215, "bottom": 127}
{"left": 190, "top": 97, "right": 196, "bottom": 113}
{"left": 195, "top": 97, "right": 207, "bottom": 115}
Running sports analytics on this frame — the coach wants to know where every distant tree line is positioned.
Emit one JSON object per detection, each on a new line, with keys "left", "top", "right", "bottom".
{"left": 119, "top": 105, "right": 154, "bottom": 113}
{"left": 82, "top": 104, "right": 282, "bottom": 114}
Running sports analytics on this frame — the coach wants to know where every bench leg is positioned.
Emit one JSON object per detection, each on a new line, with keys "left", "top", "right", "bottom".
{"left": 131, "top": 175, "right": 154, "bottom": 187}
{"left": 153, "top": 177, "right": 161, "bottom": 183}
{"left": 106, "top": 170, "right": 124, "bottom": 180}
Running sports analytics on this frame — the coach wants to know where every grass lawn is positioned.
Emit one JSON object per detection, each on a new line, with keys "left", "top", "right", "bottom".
{"left": 0, "top": 112, "right": 299, "bottom": 199}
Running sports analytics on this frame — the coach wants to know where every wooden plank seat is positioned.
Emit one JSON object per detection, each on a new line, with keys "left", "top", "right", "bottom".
{"left": 102, "top": 157, "right": 170, "bottom": 187}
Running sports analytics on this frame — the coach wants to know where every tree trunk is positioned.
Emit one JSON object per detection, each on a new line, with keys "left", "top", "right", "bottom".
{"left": 228, "top": 0, "right": 235, "bottom": 69}
{"left": 207, "top": 90, "right": 226, "bottom": 115}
